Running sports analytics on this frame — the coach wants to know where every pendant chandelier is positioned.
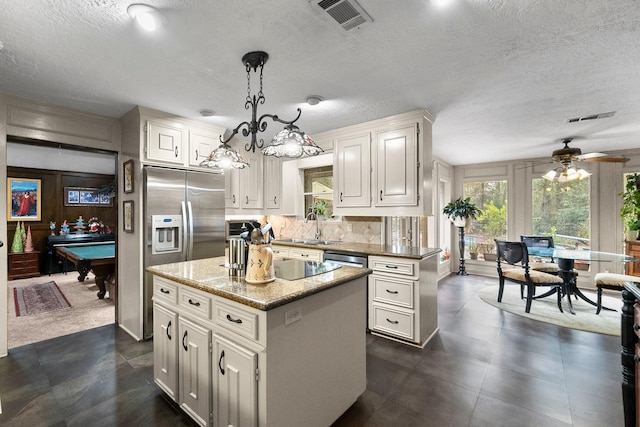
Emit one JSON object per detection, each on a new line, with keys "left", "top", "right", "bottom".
{"left": 200, "top": 51, "right": 322, "bottom": 169}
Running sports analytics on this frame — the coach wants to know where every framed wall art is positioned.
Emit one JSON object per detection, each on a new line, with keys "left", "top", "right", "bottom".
{"left": 123, "top": 159, "right": 134, "bottom": 194}
{"left": 7, "top": 178, "right": 42, "bottom": 221}
{"left": 123, "top": 200, "right": 134, "bottom": 233}
{"left": 64, "top": 187, "right": 114, "bottom": 207}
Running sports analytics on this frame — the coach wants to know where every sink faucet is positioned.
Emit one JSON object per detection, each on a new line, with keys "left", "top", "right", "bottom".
{"left": 304, "top": 208, "right": 321, "bottom": 240}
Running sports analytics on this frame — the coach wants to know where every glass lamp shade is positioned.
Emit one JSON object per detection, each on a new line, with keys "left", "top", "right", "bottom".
{"left": 262, "top": 126, "right": 323, "bottom": 158}
{"left": 542, "top": 166, "right": 591, "bottom": 182}
{"left": 199, "top": 143, "right": 249, "bottom": 169}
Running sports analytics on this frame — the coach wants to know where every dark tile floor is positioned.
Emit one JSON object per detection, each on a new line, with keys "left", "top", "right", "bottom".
{"left": 0, "top": 274, "right": 623, "bottom": 426}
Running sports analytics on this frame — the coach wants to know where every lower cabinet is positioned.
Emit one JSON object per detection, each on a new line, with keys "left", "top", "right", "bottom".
{"left": 368, "top": 254, "right": 438, "bottom": 347}
{"left": 152, "top": 273, "right": 366, "bottom": 427}
{"left": 179, "top": 316, "right": 212, "bottom": 427}
{"left": 213, "top": 333, "right": 258, "bottom": 427}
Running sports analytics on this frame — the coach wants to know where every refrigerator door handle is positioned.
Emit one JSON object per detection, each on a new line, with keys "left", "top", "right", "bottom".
{"left": 187, "top": 200, "right": 194, "bottom": 259}
{"left": 181, "top": 201, "right": 189, "bottom": 259}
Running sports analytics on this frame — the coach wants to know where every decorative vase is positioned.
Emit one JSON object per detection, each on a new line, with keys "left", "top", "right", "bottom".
{"left": 452, "top": 217, "right": 466, "bottom": 227}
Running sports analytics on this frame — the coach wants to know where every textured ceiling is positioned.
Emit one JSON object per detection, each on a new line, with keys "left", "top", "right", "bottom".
{"left": 1, "top": 0, "right": 639, "bottom": 165}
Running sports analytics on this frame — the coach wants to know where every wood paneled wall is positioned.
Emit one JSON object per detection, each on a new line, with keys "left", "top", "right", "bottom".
{"left": 7, "top": 167, "right": 117, "bottom": 266}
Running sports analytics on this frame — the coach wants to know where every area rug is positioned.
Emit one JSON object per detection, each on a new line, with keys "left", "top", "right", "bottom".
{"left": 14, "top": 281, "right": 71, "bottom": 317}
{"left": 478, "top": 285, "right": 621, "bottom": 336}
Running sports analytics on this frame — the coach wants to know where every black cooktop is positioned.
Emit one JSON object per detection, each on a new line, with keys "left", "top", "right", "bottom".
{"left": 274, "top": 259, "right": 341, "bottom": 281}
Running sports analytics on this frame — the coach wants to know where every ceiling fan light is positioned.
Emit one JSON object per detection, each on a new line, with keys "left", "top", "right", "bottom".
{"left": 577, "top": 168, "right": 592, "bottom": 179}
{"left": 127, "top": 4, "right": 166, "bottom": 32}
{"left": 542, "top": 170, "right": 558, "bottom": 181}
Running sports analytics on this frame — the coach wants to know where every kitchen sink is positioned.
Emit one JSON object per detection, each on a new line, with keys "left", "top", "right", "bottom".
{"left": 275, "top": 238, "right": 342, "bottom": 246}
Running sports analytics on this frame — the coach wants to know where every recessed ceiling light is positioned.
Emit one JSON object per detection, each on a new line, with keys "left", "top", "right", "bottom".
{"left": 306, "top": 95, "right": 324, "bottom": 106}
{"left": 432, "top": 0, "right": 454, "bottom": 7}
{"left": 127, "top": 3, "right": 166, "bottom": 32}
{"left": 198, "top": 109, "right": 216, "bottom": 117}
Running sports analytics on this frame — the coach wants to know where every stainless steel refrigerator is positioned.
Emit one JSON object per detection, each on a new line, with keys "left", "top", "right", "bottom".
{"left": 143, "top": 166, "right": 225, "bottom": 338}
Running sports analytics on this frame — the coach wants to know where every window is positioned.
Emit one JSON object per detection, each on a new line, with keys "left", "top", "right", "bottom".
{"left": 303, "top": 166, "right": 333, "bottom": 218}
{"left": 532, "top": 177, "right": 590, "bottom": 250}
{"left": 464, "top": 180, "right": 508, "bottom": 259}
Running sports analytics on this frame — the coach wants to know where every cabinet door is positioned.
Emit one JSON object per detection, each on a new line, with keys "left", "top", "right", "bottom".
{"left": 241, "top": 155, "right": 264, "bottom": 209}
{"left": 375, "top": 124, "right": 418, "bottom": 206}
{"left": 179, "top": 316, "right": 211, "bottom": 427}
{"left": 189, "top": 130, "right": 220, "bottom": 168}
{"left": 146, "top": 120, "right": 185, "bottom": 165}
{"left": 335, "top": 133, "right": 371, "bottom": 207}
{"left": 264, "top": 155, "right": 282, "bottom": 209}
{"left": 225, "top": 168, "right": 240, "bottom": 208}
{"left": 153, "top": 303, "right": 179, "bottom": 402}
{"left": 213, "top": 333, "right": 258, "bottom": 427}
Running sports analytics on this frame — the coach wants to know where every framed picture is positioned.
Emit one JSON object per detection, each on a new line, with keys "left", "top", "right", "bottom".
{"left": 7, "top": 178, "right": 41, "bottom": 221}
{"left": 64, "top": 187, "right": 113, "bottom": 207}
{"left": 123, "top": 159, "right": 134, "bottom": 194}
{"left": 123, "top": 200, "right": 134, "bottom": 233}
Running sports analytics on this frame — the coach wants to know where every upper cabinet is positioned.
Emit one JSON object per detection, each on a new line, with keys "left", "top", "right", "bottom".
{"left": 375, "top": 124, "right": 418, "bottom": 207}
{"left": 264, "top": 155, "right": 282, "bottom": 210}
{"left": 121, "top": 106, "right": 225, "bottom": 171}
{"left": 328, "top": 110, "right": 434, "bottom": 217}
{"left": 146, "top": 121, "right": 185, "bottom": 165}
{"left": 335, "top": 132, "right": 371, "bottom": 208}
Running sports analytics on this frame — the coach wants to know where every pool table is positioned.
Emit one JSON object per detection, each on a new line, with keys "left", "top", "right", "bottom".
{"left": 56, "top": 242, "right": 115, "bottom": 299}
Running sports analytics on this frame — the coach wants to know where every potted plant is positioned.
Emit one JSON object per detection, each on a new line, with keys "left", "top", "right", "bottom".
{"left": 314, "top": 199, "right": 328, "bottom": 219}
{"left": 468, "top": 243, "right": 479, "bottom": 260}
{"left": 620, "top": 173, "right": 640, "bottom": 240}
{"left": 443, "top": 197, "right": 481, "bottom": 227}
{"left": 480, "top": 243, "right": 497, "bottom": 262}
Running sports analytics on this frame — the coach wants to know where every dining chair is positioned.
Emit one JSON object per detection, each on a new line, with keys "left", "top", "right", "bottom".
{"left": 495, "top": 240, "right": 565, "bottom": 313}
{"left": 520, "top": 235, "right": 559, "bottom": 274}
{"left": 593, "top": 272, "right": 640, "bottom": 314}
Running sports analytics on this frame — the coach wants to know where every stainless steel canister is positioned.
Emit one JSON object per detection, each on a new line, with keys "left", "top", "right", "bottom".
{"left": 228, "top": 237, "right": 246, "bottom": 276}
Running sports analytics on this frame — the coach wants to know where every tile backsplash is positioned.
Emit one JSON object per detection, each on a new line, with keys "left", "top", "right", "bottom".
{"left": 265, "top": 215, "right": 382, "bottom": 244}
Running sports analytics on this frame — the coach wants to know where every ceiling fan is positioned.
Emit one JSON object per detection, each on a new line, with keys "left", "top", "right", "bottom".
{"left": 542, "top": 138, "right": 629, "bottom": 182}
{"left": 551, "top": 138, "right": 630, "bottom": 165}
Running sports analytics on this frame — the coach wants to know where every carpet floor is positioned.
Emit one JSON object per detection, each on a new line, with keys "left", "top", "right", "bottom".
{"left": 478, "top": 284, "right": 621, "bottom": 336}
{"left": 8, "top": 272, "right": 115, "bottom": 348}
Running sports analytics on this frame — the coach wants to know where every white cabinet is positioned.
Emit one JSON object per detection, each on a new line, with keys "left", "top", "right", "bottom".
{"left": 335, "top": 132, "right": 371, "bottom": 208}
{"left": 178, "top": 316, "right": 211, "bottom": 427}
{"left": 287, "top": 247, "right": 324, "bottom": 262}
{"left": 146, "top": 120, "right": 185, "bottom": 165}
{"left": 272, "top": 246, "right": 289, "bottom": 258}
{"left": 226, "top": 152, "right": 264, "bottom": 212}
{"left": 189, "top": 129, "right": 222, "bottom": 168}
{"left": 374, "top": 124, "right": 418, "bottom": 206}
{"left": 264, "top": 155, "right": 282, "bottom": 210}
{"left": 225, "top": 168, "right": 240, "bottom": 208}
{"left": 153, "top": 303, "right": 178, "bottom": 401}
{"left": 242, "top": 154, "right": 264, "bottom": 209}
{"left": 152, "top": 272, "right": 366, "bottom": 427}
{"left": 368, "top": 254, "right": 438, "bottom": 347}
{"left": 213, "top": 333, "right": 258, "bottom": 427}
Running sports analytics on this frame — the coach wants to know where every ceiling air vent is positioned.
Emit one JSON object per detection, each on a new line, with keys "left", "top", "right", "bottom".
{"left": 567, "top": 111, "right": 616, "bottom": 123}
{"left": 315, "top": 0, "right": 373, "bottom": 31}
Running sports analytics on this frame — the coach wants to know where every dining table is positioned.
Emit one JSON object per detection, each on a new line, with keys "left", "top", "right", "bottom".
{"left": 528, "top": 247, "right": 637, "bottom": 314}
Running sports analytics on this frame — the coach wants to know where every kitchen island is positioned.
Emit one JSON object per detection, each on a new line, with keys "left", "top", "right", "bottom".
{"left": 147, "top": 256, "right": 371, "bottom": 427}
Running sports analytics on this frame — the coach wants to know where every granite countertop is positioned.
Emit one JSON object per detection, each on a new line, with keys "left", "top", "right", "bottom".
{"left": 147, "top": 256, "right": 372, "bottom": 311}
{"left": 272, "top": 240, "right": 441, "bottom": 260}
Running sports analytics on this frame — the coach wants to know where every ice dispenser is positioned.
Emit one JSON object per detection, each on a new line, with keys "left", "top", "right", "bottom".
{"left": 152, "top": 215, "right": 182, "bottom": 255}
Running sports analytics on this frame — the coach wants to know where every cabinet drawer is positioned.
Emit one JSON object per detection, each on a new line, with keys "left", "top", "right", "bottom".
{"left": 153, "top": 277, "right": 179, "bottom": 304}
{"left": 369, "top": 256, "right": 417, "bottom": 277}
{"left": 272, "top": 246, "right": 289, "bottom": 258}
{"left": 370, "top": 275, "right": 415, "bottom": 309}
{"left": 288, "top": 248, "right": 323, "bottom": 262}
{"left": 179, "top": 287, "right": 212, "bottom": 319}
{"left": 213, "top": 301, "right": 259, "bottom": 342}
{"left": 371, "top": 304, "right": 414, "bottom": 341}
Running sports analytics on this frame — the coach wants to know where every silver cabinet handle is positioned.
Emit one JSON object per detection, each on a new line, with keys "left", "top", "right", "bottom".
{"left": 273, "top": 196, "right": 277, "bottom": 205}
{"left": 380, "top": 190, "right": 383, "bottom": 201}
{"left": 195, "top": 149, "right": 198, "bottom": 160}
{"left": 386, "top": 318, "right": 399, "bottom": 325}
{"left": 246, "top": 195, "right": 249, "bottom": 205}
{"left": 386, "top": 289, "right": 399, "bottom": 294}
{"left": 175, "top": 146, "right": 179, "bottom": 158}
{"left": 232, "top": 194, "right": 236, "bottom": 204}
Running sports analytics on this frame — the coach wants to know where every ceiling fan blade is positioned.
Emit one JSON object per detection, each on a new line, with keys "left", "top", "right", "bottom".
{"left": 577, "top": 152, "right": 606, "bottom": 160}
{"left": 583, "top": 156, "right": 630, "bottom": 163}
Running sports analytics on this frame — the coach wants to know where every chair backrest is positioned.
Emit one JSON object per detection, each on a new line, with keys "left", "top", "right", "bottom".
{"left": 495, "top": 240, "right": 529, "bottom": 267}
{"left": 520, "top": 235, "right": 555, "bottom": 260}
